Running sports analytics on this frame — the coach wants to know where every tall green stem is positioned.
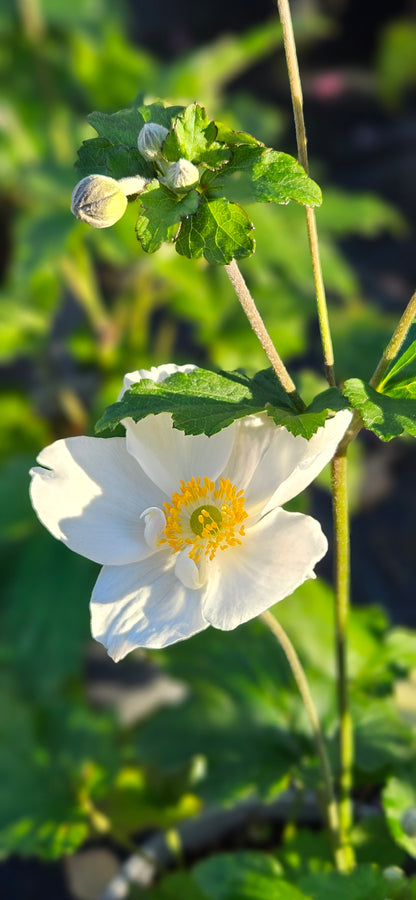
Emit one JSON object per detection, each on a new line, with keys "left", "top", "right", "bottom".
{"left": 331, "top": 451, "right": 355, "bottom": 867}
{"left": 261, "top": 610, "right": 349, "bottom": 872}
{"left": 276, "top": 0, "right": 335, "bottom": 386}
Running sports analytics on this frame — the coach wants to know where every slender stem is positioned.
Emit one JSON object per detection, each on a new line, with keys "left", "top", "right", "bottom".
{"left": 370, "top": 289, "right": 416, "bottom": 390}
{"left": 276, "top": 0, "right": 335, "bottom": 386}
{"left": 261, "top": 610, "right": 350, "bottom": 872}
{"left": 331, "top": 451, "right": 355, "bottom": 867}
{"left": 225, "top": 259, "right": 305, "bottom": 409}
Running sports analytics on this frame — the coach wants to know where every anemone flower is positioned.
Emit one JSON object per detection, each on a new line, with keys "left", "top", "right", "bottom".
{"left": 30, "top": 365, "right": 351, "bottom": 661}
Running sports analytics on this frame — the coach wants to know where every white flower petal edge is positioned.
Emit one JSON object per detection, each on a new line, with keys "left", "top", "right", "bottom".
{"left": 201, "top": 507, "right": 328, "bottom": 630}
{"left": 119, "top": 364, "right": 197, "bottom": 397}
{"left": 119, "top": 365, "right": 236, "bottom": 496}
{"left": 225, "top": 409, "right": 352, "bottom": 518}
{"left": 30, "top": 437, "right": 165, "bottom": 565}
{"left": 90, "top": 552, "right": 209, "bottom": 660}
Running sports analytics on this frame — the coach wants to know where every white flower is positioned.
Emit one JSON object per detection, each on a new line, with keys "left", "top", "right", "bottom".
{"left": 30, "top": 365, "right": 351, "bottom": 662}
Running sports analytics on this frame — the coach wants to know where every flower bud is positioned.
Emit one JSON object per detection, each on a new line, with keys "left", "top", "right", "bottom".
{"left": 137, "top": 122, "right": 169, "bottom": 160}
{"left": 71, "top": 175, "right": 127, "bottom": 228}
{"left": 401, "top": 807, "right": 416, "bottom": 837}
{"left": 162, "top": 158, "right": 200, "bottom": 192}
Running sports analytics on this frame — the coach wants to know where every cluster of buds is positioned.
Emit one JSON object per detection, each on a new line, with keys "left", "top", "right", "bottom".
{"left": 71, "top": 122, "right": 201, "bottom": 229}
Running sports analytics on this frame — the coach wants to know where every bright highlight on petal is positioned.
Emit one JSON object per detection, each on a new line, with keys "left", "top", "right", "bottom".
{"left": 161, "top": 475, "right": 247, "bottom": 563}
{"left": 29, "top": 363, "right": 352, "bottom": 660}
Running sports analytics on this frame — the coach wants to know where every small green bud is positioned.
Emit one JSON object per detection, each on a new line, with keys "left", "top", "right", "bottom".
{"left": 71, "top": 175, "right": 127, "bottom": 228}
{"left": 383, "top": 866, "right": 406, "bottom": 884}
{"left": 401, "top": 806, "right": 416, "bottom": 837}
{"left": 161, "top": 158, "right": 200, "bottom": 192}
{"left": 71, "top": 174, "right": 149, "bottom": 228}
{"left": 137, "top": 122, "right": 169, "bottom": 160}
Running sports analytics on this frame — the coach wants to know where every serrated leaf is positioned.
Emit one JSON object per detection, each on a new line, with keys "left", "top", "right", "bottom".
{"left": 175, "top": 196, "right": 255, "bottom": 264}
{"left": 343, "top": 378, "right": 416, "bottom": 440}
{"left": 136, "top": 183, "right": 200, "bottom": 253}
{"left": 194, "top": 851, "right": 310, "bottom": 900}
{"left": 76, "top": 138, "right": 153, "bottom": 180}
{"left": 95, "top": 367, "right": 293, "bottom": 436}
{"left": 307, "top": 387, "right": 350, "bottom": 414}
{"left": 87, "top": 108, "right": 146, "bottom": 146}
{"left": 266, "top": 406, "right": 328, "bottom": 438}
{"left": 138, "top": 101, "right": 184, "bottom": 128}
{"left": 214, "top": 121, "right": 263, "bottom": 146}
{"left": 164, "top": 103, "right": 218, "bottom": 162}
{"left": 206, "top": 146, "right": 322, "bottom": 207}
{"left": 383, "top": 764, "right": 416, "bottom": 859}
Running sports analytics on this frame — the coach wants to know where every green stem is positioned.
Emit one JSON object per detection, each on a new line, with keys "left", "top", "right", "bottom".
{"left": 261, "top": 610, "right": 350, "bottom": 872}
{"left": 276, "top": 0, "right": 335, "bottom": 386}
{"left": 225, "top": 258, "right": 305, "bottom": 409}
{"left": 331, "top": 451, "right": 355, "bottom": 868}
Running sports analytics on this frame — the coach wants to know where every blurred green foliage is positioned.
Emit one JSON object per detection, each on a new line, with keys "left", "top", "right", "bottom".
{"left": 1, "top": 0, "right": 416, "bottom": 891}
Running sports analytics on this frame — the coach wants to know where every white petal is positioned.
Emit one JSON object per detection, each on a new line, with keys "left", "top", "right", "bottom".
{"left": 118, "top": 363, "right": 197, "bottom": 399}
{"left": 90, "top": 552, "right": 208, "bottom": 659}
{"left": 201, "top": 508, "right": 328, "bottom": 630}
{"left": 30, "top": 437, "right": 165, "bottom": 565}
{"left": 226, "top": 410, "right": 352, "bottom": 517}
{"left": 125, "top": 415, "right": 236, "bottom": 497}
{"left": 263, "top": 409, "right": 352, "bottom": 510}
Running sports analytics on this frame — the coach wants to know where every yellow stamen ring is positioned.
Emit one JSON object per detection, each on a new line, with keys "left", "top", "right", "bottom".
{"left": 160, "top": 476, "right": 247, "bottom": 563}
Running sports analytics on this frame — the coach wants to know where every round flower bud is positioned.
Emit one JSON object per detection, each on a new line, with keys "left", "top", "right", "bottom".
{"left": 383, "top": 866, "right": 406, "bottom": 885}
{"left": 401, "top": 806, "right": 416, "bottom": 837}
{"left": 137, "top": 122, "right": 169, "bottom": 160}
{"left": 71, "top": 175, "right": 127, "bottom": 228}
{"left": 162, "top": 158, "right": 200, "bottom": 192}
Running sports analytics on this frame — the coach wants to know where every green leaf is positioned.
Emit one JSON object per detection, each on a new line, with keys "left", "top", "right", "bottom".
{"left": 353, "top": 697, "right": 414, "bottom": 774}
{"left": 214, "top": 121, "right": 263, "bottom": 146}
{"left": 194, "top": 852, "right": 311, "bottom": 900}
{"left": 379, "top": 339, "right": 416, "bottom": 399}
{"left": 164, "top": 103, "right": 218, "bottom": 162}
{"left": 175, "top": 196, "right": 255, "bottom": 264}
{"left": 136, "top": 618, "right": 305, "bottom": 805}
{"left": 383, "top": 763, "right": 416, "bottom": 859}
{"left": 0, "top": 682, "right": 119, "bottom": 860}
{"left": 95, "top": 367, "right": 293, "bottom": 436}
{"left": 76, "top": 138, "right": 153, "bottom": 179}
{"left": 343, "top": 378, "right": 416, "bottom": 440}
{"left": 299, "top": 866, "right": 389, "bottom": 900}
{"left": 266, "top": 407, "right": 329, "bottom": 439}
{"left": 206, "top": 146, "right": 322, "bottom": 207}
{"left": 138, "top": 101, "right": 184, "bottom": 129}
{"left": 87, "top": 107, "right": 146, "bottom": 146}
{"left": 136, "top": 871, "right": 209, "bottom": 900}
{"left": 136, "top": 183, "right": 200, "bottom": 253}
{"left": 266, "top": 388, "right": 349, "bottom": 438}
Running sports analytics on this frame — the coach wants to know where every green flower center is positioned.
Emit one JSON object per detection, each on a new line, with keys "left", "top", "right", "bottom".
{"left": 190, "top": 504, "right": 223, "bottom": 536}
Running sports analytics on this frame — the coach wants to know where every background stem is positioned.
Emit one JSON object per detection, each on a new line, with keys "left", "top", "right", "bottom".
{"left": 331, "top": 451, "right": 355, "bottom": 867}
{"left": 261, "top": 610, "right": 349, "bottom": 872}
{"left": 225, "top": 258, "right": 305, "bottom": 409}
{"left": 276, "top": 0, "right": 335, "bottom": 386}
